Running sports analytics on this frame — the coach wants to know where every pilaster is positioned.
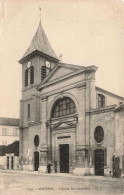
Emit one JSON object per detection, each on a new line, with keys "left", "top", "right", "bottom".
{"left": 38, "top": 146, "right": 48, "bottom": 173}
{"left": 73, "top": 83, "right": 90, "bottom": 175}
{"left": 38, "top": 96, "right": 49, "bottom": 173}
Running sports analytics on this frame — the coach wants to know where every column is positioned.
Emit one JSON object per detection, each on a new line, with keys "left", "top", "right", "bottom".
{"left": 38, "top": 96, "right": 48, "bottom": 174}
{"left": 85, "top": 71, "right": 97, "bottom": 175}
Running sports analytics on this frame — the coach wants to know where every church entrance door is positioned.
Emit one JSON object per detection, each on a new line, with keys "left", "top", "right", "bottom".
{"left": 34, "top": 152, "right": 39, "bottom": 171}
{"left": 60, "top": 144, "right": 69, "bottom": 173}
{"left": 95, "top": 149, "right": 104, "bottom": 176}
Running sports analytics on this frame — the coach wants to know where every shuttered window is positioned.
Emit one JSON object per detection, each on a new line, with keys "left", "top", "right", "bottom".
{"left": 25, "top": 69, "right": 28, "bottom": 86}
{"left": 98, "top": 94, "right": 105, "bottom": 108}
{"left": 30, "top": 66, "right": 34, "bottom": 84}
{"left": 41, "top": 66, "right": 46, "bottom": 81}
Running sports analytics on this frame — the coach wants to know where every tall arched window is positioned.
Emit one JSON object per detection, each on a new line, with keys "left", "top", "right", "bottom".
{"left": 30, "top": 66, "right": 34, "bottom": 84}
{"left": 41, "top": 66, "right": 46, "bottom": 81}
{"left": 25, "top": 69, "right": 28, "bottom": 87}
{"left": 51, "top": 97, "right": 76, "bottom": 118}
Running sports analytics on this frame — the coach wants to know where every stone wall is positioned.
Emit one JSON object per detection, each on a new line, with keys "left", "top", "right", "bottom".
{"left": 19, "top": 124, "right": 41, "bottom": 171}
{"left": 89, "top": 109, "right": 115, "bottom": 176}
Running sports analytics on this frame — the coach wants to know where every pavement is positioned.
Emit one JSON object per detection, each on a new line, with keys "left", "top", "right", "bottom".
{"left": 0, "top": 169, "right": 122, "bottom": 182}
{"left": 0, "top": 169, "right": 123, "bottom": 195}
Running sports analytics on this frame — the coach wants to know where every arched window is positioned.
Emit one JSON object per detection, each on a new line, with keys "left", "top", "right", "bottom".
{"left": 98, "top": 94, "right": 105, "bottom": 108}
{"left": 51, "top": 97, "right": 76, "bottom": 118}
{"left": 94, "top": 126, "right": 104, "bottom": 143}
{"left": 41, "top": 66, "right": 46, "bottom": 81}
{"left": 30, "top": 66, "right": 34, "bottom": 84}
{"left": 25, "top": 69, "right": 28, "bottom": 87}
{"left": 34, "top": 135, "right": 40, "bottom": 147}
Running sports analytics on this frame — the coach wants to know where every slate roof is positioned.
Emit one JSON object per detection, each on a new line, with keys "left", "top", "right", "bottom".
{"left": 96, "top": 86, "right": 124, "bottom": 100}
{"left": 20, "top": 21, "right": 59, "bottom": 62}
{"left": 0, "top": 117, "right": 19, "bottom": 126}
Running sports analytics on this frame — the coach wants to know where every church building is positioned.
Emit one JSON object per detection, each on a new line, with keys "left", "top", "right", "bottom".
{"left": 19, "top": 20, "right": 124, "bottom": 177}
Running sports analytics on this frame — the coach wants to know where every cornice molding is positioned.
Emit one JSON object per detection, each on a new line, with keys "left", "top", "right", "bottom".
{"left": 38, "top": 65, "right": 98, "bottom": 91}
{"left": 77, "top": 82, "right": 86, "bottom": 89}
{"left": 39, "top": 80, "right": 86, "bottom": 98}
{"left": 89, "top": 105, "right": 116, "bottom": 115}
{"left": 28, "top": 121, "right": 42, "bottom": 127}
{"left": 41, "top": 96, "right": 48, "bottom": 101}
{"left": 20, "top": 121, "right": 42, "bottom": 129}
{"left": 19, "top": 50, "right": 59, "bottom": 64}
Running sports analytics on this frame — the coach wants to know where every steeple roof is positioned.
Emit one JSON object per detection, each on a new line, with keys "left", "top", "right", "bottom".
{"left": 19, "top": 21, "right": 59, "bottom": 62}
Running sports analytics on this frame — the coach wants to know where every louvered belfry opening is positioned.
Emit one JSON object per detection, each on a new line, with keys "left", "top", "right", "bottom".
{"left": 30, "top": 66, "right": 34, "bottom": 84}
{"left": 41, "top": 65, "right": 46, "bottom": 81}
{"left": 25, "top": 69, "right": 28, "bottom": 87}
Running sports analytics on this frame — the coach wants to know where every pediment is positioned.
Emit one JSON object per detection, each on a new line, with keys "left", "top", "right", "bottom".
{"left": 41, "top": 63, "right": 83, "bottom": 85}
{"left": 48, "top": 66, "right": 77, "bottom": 82}
{"left": 51, "top": 121, "right": 76, "bottom": 130}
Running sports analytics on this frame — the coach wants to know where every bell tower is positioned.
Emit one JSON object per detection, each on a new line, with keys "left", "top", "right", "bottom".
{"left": 19, "top": 20, "right": 59, "bottom": 93}
{"left": 19, "top": 20, "right": 59, "bottom": 142}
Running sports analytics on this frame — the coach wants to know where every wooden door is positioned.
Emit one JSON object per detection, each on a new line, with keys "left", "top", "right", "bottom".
{"left": 34, "top": 152, "right": 39, "bottom": 171}
{"left": 95, "top": 149, "right": 104, "bottom": 176}
{"left": 60, "top": 144, "right": 69, "bottom": 173}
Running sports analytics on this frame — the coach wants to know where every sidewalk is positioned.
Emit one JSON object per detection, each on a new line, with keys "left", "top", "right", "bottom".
{"left": 0, "top": 169, "right": 123, "bottom": 182}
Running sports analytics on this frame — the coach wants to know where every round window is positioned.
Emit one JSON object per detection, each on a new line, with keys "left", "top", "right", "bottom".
{"left": 94, "top": 126, "right": 104, "bottom": 143}
{"left": 34, "top": 135, "right": 40, "bottom": 147}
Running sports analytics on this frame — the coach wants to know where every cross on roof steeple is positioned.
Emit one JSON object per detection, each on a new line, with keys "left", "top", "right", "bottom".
{"left": 39, "top": 7, "right": 41, "bottom": 22}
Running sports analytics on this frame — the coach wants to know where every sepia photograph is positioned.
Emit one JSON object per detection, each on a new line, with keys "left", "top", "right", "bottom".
{"left": 0, "top": 0, "right": 124, "bottom": 194}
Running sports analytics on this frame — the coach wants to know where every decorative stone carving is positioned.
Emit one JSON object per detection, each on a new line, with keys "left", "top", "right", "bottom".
{"left": 45, "top": 120, "right": 50, "bottom": 127}
{"left": 41, "top": 96, "right": 48, "bottom": 101}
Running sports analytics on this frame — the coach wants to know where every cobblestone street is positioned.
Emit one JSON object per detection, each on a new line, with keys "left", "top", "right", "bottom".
{"left": 0, "top": 170, "right": 123, "bottom": 195}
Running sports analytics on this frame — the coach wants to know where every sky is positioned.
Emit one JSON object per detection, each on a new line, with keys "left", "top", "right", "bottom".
{"left": 0, "top": 0, "right": 124, "bottom": 118}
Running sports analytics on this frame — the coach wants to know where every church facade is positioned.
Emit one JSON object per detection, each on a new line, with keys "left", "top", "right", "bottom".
{"left": 19, "top": 21, "right": 124, "bottom": 177}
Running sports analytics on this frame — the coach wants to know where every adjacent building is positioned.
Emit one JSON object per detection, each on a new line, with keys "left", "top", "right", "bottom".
{"left": 0, "top": 117, "right": 19, "bottom": 146}
{"left": 0, "top": 117, "right": 19, "bottom": 170}
{"left": 19, "top": 20, "right": 124, "bottom": 177}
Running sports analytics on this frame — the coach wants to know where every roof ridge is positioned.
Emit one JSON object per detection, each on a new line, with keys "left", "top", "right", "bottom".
{"left": 19, "top": 21, "right": 59, "bottom": 62}
{"left": 96, "top": 86, "right": 124, "bottom": 99}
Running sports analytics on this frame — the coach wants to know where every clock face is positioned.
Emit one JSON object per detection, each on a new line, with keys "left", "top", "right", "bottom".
{"left": 45, "top": 61, "right": 51, "bottom": 69}
{"left": 27, "top": 61, "right": 31, "bottom": 68}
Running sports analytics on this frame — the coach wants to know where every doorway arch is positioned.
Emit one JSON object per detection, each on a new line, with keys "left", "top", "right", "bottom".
{"left": 34, "top": 151, "right": 39, "bottom": 171}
